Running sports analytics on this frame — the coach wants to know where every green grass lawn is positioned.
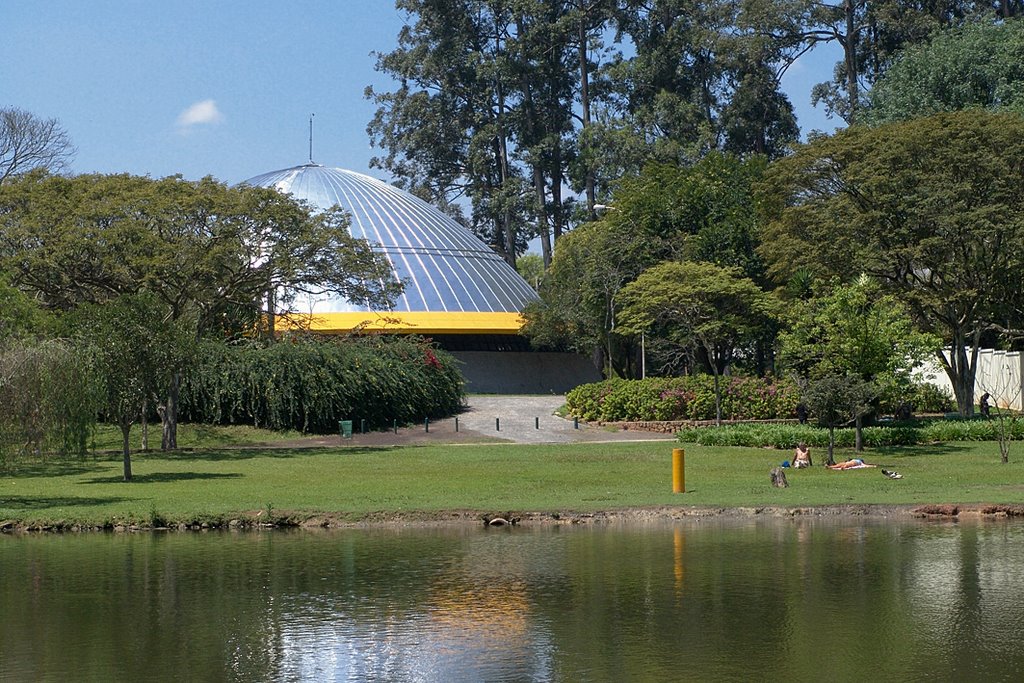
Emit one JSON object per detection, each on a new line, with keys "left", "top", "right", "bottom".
{"left": 2, "top": 435, "right": 1022, "bottom": 527}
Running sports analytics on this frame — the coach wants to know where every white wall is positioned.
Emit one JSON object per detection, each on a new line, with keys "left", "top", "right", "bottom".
{"left": 921, "top": 348, "right": 1024, "bottom": 410}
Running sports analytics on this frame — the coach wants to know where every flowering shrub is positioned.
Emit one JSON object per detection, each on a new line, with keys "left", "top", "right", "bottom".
{"left": 423, "top": 347, "right": 443, "bottom": 370}
{"left": 565, "top": 376, "right": 800, "bottom": 422}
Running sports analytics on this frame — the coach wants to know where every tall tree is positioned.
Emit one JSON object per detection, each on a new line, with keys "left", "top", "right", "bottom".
{"left": 718, "top": 44, "right": 800, "bottom": 159}
{"left": 567, "top": 0, "right": 615, "bottom": 218}
{"left": 609, "top": 0, "right": 732, "bottom": 157}
{"left": 744, "top": 0, "right": 984, "bottom": 125}
{"left": 369, "top": 0, "right": 807, "bottom": 264}
{"left": 0, "top": 107, "right": 75, "bottom": 185}
{"left": 367, "top": 0, "right": 529, "bottom": 266}
{"left": 510, "top": 1, "right": 579, "bottom": 266}
{"left": 584, "top": 0, "right": 803, "bottom": 184}
{"left": 759, "top": 109, "right": 1024, "bottom": 416}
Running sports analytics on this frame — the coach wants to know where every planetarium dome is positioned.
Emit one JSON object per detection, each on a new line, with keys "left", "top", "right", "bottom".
{"left": 243, "top": 163, "right": 539, "bottom": 335}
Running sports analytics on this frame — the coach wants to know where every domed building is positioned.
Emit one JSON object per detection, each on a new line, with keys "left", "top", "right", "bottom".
{"left": 243, "top": 163, "right": 599, "bottom": 393}
{"left": 243, "top": 163, "right": 538, "bottom": 337}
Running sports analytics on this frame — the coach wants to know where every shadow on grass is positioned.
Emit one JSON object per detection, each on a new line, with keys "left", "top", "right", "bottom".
{"left": 182, "top": 423, "right": 308, "bottom": 447}
{"left": 872, "top": 443, "right": 976, "bottom": 457}
{"left": 1, "top": 460, "right": 107, "bottom": 479}
{"left": 82, "top": 472, "right": 244, "bottom": 484}
{"left": 149, "top": 446, "right": 401, "bottom": 462}
{"left": 0, "top": 495, "right": 130, "bottom": 510}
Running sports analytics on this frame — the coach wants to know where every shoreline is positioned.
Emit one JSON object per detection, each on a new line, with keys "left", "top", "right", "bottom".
{"left": 5, "top": 502, "right": 1024, "bottom": 534}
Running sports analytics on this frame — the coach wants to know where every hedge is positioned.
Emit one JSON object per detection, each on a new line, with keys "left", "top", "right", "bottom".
{"left": 565, "top": 376, "right": 800, "bottom": 422}
{"left": 677, "top": 417, "right": 1023, "bottom": 448}
{"left": 179, "top": 336, "right": 463, "bottom": 433}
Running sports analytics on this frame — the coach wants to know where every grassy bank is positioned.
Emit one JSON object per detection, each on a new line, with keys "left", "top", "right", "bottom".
{"left": 87, "top": 422, "right": 305, "bottom": 451}
{"left": 2, "top": 437, "right": 1022, "bottom": 529}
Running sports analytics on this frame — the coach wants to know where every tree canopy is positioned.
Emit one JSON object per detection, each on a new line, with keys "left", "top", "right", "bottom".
{"left": 865, "top": 16, "right": 1024, "bottom": 124}
{"left": 522, "top": 153, "right": 767, "bottom": 375}
{"left": 0, "top": 172, "right": 402, "bottom": 449}
{"left": 367, "top": 0, "right": 801, "bottom": 267}
{"left": 759, "top": 109, "right": 1024, "bottom": 415}
{"left": 0, "top": 172, "right": 400, "bottom": 334}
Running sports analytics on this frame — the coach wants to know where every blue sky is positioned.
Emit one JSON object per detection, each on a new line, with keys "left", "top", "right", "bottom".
{"left": 3, "top": 1, "right": 843, "bottom": 186}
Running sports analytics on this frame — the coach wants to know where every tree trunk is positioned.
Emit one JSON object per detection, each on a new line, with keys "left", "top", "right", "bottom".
{"left": 827, "top": 426, "right": 836, "bottom": 465}
{"left": 770, "top": 467, "right": 789, "bottom": 488}
{"left": 121, "top": 422, "right": 133, "bottom": 482}
{"left": 854, "top": 413, "right": 863, "bottom": 452}
{"left": 843, "top": 0, "right": 859, "bottom": 123}
{"left": 266, "top": 285, "right": 276, "bottom": 342}
{"left": 141, "top": 399, "right": 149, "bottom": 452}
{"left": 494, "top": 26, "right": 515, "bottom": 268}
{"left": 578, "top": 15, "right": 596, "bottom": 219}
{"left": 712, "top": 368, "right": 722, "bottom": 427}
{"left": 937, "top": 335, "right": 980, "bottom": 417}
{"left": 516, "top": 17, "right": 554, "bottom": 267}
{"left": 161, "top": 372, "right": 180, "bottom": 450}
{"left": 533, "top": 165, "right": 553, "bottom": 268}
{"left": 550, "top": 146, "right": 564, "bottom": 243}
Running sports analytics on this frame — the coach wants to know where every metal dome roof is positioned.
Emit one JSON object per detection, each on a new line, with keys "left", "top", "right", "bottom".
{"left": 243, "top": 164, "right": 539, "bottom": 316}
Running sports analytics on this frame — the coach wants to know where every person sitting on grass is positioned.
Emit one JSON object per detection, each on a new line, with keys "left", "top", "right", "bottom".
{"left": 827, "top": 458, "right": 877, "bottom": 470}
{"left": 793, "top": 442, "right": 812, "bottom": 469}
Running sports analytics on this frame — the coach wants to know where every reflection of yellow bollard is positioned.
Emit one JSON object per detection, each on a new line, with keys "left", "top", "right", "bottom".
{"left": 674, "top": 527, "right": 685, "bottom": 594}
{"left": 672, "top": 448, "right": 685, "bottom": 493}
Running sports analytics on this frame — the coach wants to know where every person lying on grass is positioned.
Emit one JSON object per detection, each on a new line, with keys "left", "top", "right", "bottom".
{"left": 827, "top": 458, "right": 877, "bottom": 470}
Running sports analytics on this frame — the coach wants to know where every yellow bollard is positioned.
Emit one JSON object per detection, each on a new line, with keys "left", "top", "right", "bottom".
{"left": 672, "top": 448, "right": 685, "bottom": 493}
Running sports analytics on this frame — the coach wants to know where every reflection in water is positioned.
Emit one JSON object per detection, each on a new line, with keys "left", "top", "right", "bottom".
{"left": 2, "top": 520, "right": 1024, "bottom": 682}
{"left": 275, "top": 532, "right": 557, "bottom": 681}
{"left": 673, "top": 527, "right": 684, "bottom": 596}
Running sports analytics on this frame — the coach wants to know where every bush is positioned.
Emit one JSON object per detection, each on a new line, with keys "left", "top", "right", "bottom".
{"left": 878, "top": 381, "right": 954, "bottom": 415}
{"left": 179, "top": 336, "right": 464, "bottom": 433}
{"left": 565, "top": 376, "right": 799, "bottom": 422}
{"left": 0, "top": 339, "right": 99, "bottom": 462}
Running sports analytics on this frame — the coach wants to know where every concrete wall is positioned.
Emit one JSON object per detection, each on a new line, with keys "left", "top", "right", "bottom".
{"left": 921, "top": 348, "right": 1024, "bottom": 410}
{"left": 450, "top": 351, "right": 602, "bottom": 395}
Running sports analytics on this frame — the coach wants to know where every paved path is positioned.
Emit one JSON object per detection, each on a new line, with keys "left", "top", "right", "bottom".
{"left": 314, "top": 395, "right": 677, "bottom": 447}
{"left": 459, "top": 394, "right": 674, "bottom": 444}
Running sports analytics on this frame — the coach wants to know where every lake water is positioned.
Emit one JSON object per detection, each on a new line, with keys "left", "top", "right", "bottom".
{"left": 2, "top": 518, "right": 1023, "bottom": 682}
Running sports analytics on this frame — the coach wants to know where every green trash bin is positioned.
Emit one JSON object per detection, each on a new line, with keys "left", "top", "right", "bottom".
{"left": 339, "top": 420, "right": 353, "bottom": 439}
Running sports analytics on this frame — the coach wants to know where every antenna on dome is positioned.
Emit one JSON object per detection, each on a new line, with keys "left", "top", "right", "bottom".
{"left": 308, "top": 113, "right": 315, "bottom": 164}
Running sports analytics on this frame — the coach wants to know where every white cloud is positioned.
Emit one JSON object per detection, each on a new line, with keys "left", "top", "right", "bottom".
{"left": 176, "top": 99, "right": 224, "bottom": 130}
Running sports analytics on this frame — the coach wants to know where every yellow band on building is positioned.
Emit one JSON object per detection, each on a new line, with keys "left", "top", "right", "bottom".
{"left": 277, "top": 311, "right": 527, "bottom": 335}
